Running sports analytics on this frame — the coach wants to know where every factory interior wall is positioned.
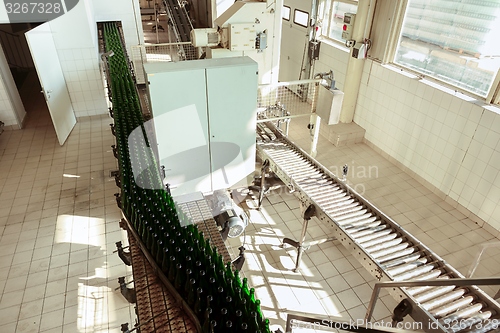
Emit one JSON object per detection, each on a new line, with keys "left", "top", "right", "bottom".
{"left": 278, "top": 0, "right": 500, "bottom": 231}
{"left": 92, "top": 0, "right": 144, "bottom": 55}
{"left": 0, "top": 46, "right": 25, "bottom": 128}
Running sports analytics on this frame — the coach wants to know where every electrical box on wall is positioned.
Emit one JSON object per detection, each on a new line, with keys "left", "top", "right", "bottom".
{"left": 352, "top": 43, "right": 367, "bottom": 59}
{"left": 341, "top": 13, "right": 355, "bottom": 40}
{"left": 308, "top": 40, "right": 321, "bottom": 60}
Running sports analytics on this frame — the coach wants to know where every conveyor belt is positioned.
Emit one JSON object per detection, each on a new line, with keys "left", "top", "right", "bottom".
{"left": 256, "top": 122, "right": 500, "bottom": 333}
{"left": 162, "top": 0, "right": 197, "bottom": 60}
{"left": 123, "top": 194, "right": 231, "bottom": 333}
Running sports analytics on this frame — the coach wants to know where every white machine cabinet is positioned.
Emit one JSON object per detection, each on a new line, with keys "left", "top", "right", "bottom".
{"left": 144, "top": 57, "right": 258, "bottom": 196}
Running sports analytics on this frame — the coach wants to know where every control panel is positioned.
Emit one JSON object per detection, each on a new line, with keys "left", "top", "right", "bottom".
{"left": 341, "top": 13, "right": 356, "bottom": 40}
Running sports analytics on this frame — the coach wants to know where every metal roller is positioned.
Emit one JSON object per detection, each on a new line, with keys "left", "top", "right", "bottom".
{"left": 343, "top": 217, "right": 380, "bottom": 228}
{"left": 431, "top": 295, "right": 476, "bottom": 317}
{"left": 387, "top": 258, "right": 428, "bottom": 276}
{"left": 407, "top": 268, "right": 444, "bottom": 281}
{"left": 392, "top": 263, "right": 436, "bottom": 281}
{"left": 331, "top": 208, "right": 368, "bottom": 220}
{"left": 369, "top": 242, "right": 411, "bottom": 259}
{"left": 365, "top": 237, "right": 404, "bottom": 254}
{"left": 421, "top": 289, "right": 467, "bottom": 311}
{"left": 414, "top": 285, "right": 457, "bottom": 303}
{"left": 359, "top": 232, "right": 399, "bottom": 248}
{"left": 376, "top": 247, "right": 417, "bottom": 264}
{"left": 322, "top": 198, "right": 357, "bottom": 211}
{"left": 447, "top": 311, "right": 494, "bottom": 333}
{"left": 351, "top": 226, "right": 390, "bottom": 240}
{"left": 381, "top": 252, "right": 423, "bottom": 269}
{"left": 440, "top": 303, "right": 484, "bottom": 323}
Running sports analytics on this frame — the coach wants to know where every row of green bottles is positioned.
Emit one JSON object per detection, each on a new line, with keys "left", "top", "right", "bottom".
{"left": 103, "top": 22, "right": 271, "bottom": 333}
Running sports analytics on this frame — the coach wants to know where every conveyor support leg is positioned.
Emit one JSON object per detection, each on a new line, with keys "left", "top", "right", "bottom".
{"left": 282, "top": 204, "right": 316, "bottom": 272}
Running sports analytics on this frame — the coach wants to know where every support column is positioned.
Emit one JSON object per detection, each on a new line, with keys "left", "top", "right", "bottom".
{"left": 339, "top": 0, "right": 371, "bottom": 123}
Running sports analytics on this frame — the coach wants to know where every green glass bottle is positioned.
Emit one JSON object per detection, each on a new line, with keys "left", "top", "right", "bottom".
{"left": 233, "top": 269, "right": 242, "bottom": 289}
{"left": 249, "top": 288, "right": 256, "bottom": 304}
{"left": 215, "top": 286, "right": 224, "bottom": 308}
{"left": 183, "top": 269, "right": 193, "bottom": 297}
{"left": 225, "top": 320, "right": 235, "bottom": 333}
{"left": 218, "top": 308, "right": 228, "bottom": 330}
{"left": 193, "top": 287, "right": 204, "bottom": 316}
{"left": 201, "top": 307, "right": 213, "bottom": 333}
{"left": 155, "top": 239, "right": 164, "bottom": 264}
{"left": 234, "top": 309, "right": 243, "bottom": 328}
{"left": 187, "top": 278, "right": 196, "bottom": 306}
{"left": 161, "top": 247, "right": 170, "bottom": 274}
{"left": 167, "top": 255, "right": 176, "bottom": 282}
{"left": 254, "top": 300, "right": 264, "bottom": 325}
{"left": 261, "top": 318, "right": 272, "bottom": 333}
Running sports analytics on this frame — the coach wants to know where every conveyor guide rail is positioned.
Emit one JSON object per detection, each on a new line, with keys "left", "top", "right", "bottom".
{"left": 256, "top": 122, "right": 500, "bottom": 333}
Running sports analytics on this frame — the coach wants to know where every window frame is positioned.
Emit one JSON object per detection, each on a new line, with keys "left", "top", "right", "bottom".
{"left": 389, "top": 0, "right": 500, "bottom": 104}
{"left": 318, "top": 0, "right": 359, "bottom": 46}
{"left": 282, "top": 5, "right": 291, "bottom": 21}
{"left": 293, "top": 9, "right": 310, "bottom": 28}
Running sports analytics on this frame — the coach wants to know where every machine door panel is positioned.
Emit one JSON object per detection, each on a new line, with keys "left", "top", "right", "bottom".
{"left": 26, "top": 23, "right": 76, "bottom": 145}
{"left": 147, "top": 68, "right": 212, "bottom": 195}
{"left": 205, "top": 62, "right": 258, "bottom": 190}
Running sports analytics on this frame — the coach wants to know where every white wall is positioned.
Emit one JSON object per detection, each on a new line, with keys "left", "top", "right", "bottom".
{"left": 354, "top": 61, "right": 500, "bottom": 231}
{"left": 92, "top": 0, "right": 144, "bottom": 55}
{"left": 0, "top": 43, "right": 26, "bottom": 128}
{"left": 0, "top": 79, "right": 21, "bottom": 128}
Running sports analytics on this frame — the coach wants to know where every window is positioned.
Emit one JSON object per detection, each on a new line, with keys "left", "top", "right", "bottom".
{"left": 319, "top": 1, "right": 358, "bottom": 42}
{"left": 293, "top": 9, "right": 309, "bottom": 28}
{"left": 282, "top": 6, "right": 290, "bottom": 21}
{"left": 394, "top": 0, "right": 500, "bottom": 98}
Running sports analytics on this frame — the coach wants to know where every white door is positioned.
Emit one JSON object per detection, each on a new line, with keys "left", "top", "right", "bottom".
{"left": 26, "top": 23, "right": 76, "bottom": 145}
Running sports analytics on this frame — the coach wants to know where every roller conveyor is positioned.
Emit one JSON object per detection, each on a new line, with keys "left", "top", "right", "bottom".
{"left": 256, "top": 122, "right": 500, "bottom": 333}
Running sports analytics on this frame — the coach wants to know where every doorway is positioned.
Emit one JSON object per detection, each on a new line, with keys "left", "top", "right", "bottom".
{"left": 0, "top": 23, "right": 51, "bottom": 129}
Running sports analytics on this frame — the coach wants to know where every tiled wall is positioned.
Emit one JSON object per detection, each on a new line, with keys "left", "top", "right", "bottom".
{"left": 354, "top": 61, "right": 500, "bottom": 231}
{"left": 314, "top": 42, "right": 350, "bottom": 91}
{"left": 92, "top": 0, "right": 144, "bottom": 56}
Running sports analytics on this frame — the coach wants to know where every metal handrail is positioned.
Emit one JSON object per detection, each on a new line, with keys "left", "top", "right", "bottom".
{"left": 365, "top": 277, "right": 500, "bottom": 323}
{"left": 285, "top": 313, "right": 417, "bottom": 333}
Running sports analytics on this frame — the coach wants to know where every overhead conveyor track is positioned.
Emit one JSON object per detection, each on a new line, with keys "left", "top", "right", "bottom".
{"left": 162, "top": 0, "right": 197, "bottom": 60}
{"left": 256, "top": 122, "right": 500, "bottom": 333}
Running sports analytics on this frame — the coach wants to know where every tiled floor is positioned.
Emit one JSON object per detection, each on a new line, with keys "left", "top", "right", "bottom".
{"left": 0, "top": 79, "right": 134, "bottom": 332}
{"left": 1, "top": 83, "right": 499, "bottom": 332}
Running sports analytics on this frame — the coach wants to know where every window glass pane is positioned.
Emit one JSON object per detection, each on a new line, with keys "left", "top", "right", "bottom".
{"left": 395, "top": 0, "right": 500, "bottom": 97}
{"left": 323, "top": 1, "right": 358, "bottom": 41}
{"left": 294, "top": 9, "right": 309, "bottom": 27}
{"left": 282, "top": 6, "right": 290, "bottom": 20}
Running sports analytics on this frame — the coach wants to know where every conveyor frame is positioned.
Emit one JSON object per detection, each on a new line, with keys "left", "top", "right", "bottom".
{"left": 256, "top": 121, "right": 500, "bottom": 333}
